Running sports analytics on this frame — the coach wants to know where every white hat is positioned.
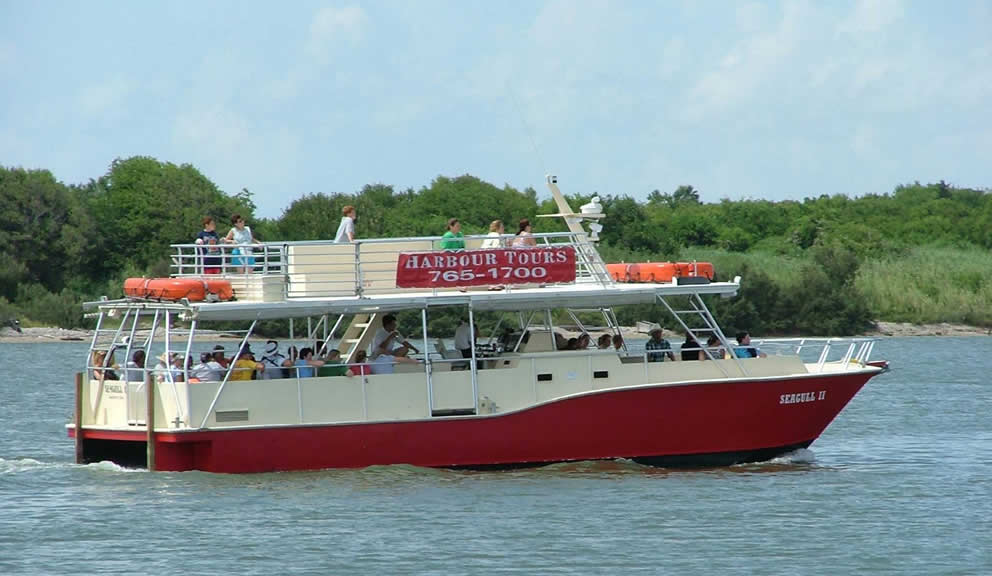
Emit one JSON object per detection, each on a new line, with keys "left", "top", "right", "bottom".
{"left": 265, "top": 341, "right": 279, "bottom": 354}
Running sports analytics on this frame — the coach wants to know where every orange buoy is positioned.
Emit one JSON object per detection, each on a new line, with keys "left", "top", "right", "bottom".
{"left": 628, "top": 262, "right": 677, "bottom": 283}
{"left": 203, "top": 278, "right": 234, "bottom": 301}
{"left": 606, "top": 263, "right": 630, "bottom": 282}
{"left": 123, "top": 278, "right": 234, "bottom": 302}
{"left": 608, "top": 261, "right": 715, "bottom": 283}
{"left": 674, "top": 262, "right": 715, "bottom": 280}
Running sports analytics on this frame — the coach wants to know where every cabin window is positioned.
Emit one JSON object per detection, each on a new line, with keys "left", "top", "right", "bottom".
{"left": 537, "top": 373, "right": 553, "bottom": 382}
{"left": 593, "top": 371, "right": 609, "bottom": 379}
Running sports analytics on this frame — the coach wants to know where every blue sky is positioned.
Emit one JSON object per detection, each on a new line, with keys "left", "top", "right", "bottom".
{"left": 1, "top": 0, "right": 989, "bottom": 217}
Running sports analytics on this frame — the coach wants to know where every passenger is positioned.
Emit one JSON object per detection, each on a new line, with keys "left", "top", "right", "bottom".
{"left": 291, "top": 347, "right": 325, "bottom": 378}
{"left": 511, "top": 218, "right": 537, "bottom": 247}
{"left": 454, "top": 320, "right": 474, "bottom": 359}
{"left": 223, "top": 213, "right": 258, "bottom": 274}
{"left": 734, "top": 331, "right": 767, "bottom": 358}
{"left": 191, "top": 351, "right": 225, "bottom": 381}
{"left": 91, "top": 349, "right": 119, "bottom": 381}
{"left": 334, "top": 205, "right": 357, "bottom": 243}
{"left": 212, "top": 345, "right": 230, "bottom": 368}
{"left": 597, "top": 334, "right": 612, "bottom": 349}
{"left": 194, "top": 216, "right": 222, "bottom": 274}
{"left": 260, "top": 340, "right": 287, "bottom": 380}
{"left": 439, "top": 218, "right": 465, "bottom": 250}
{"left": 281, "top": 345, "right": 298, "bottom": 377}
{"left": 372, "top": 314, "right": 420, "bottom": 358}
{"left": 349, "top": 349, "right": 371, "bottom": 376}
{"left": 680, "top": 333, "right": 701, "bottom": 361}
{"left": 612, "top": 334, "right": 625, "bottom": 351}
{"left": 553, "top": 332, "right": 569, "bottom": 350}
{"left": 369, "top": 346, "right": 419, "bottom": 375}
{"left": 125, "top": 349, "right": 146, "bottom": 382}
{"left": 645, "top": 327, "right": 676, "bottom": 362}
{"left": 565, "top": 337, "right": 579, "bottom": 350}
{"left": 317, "top": 349, "right": 355, "bottom": 377}
{"left": 481, "top": 220, "right": 505, "bottom": 249}
{"left": 229, "top": 345, "right": 263, "bottom": 381}
{"left": 704, "top": 335, "right": 725, "bottom": 360}
{"left": 576, "top": 333, "right": 591, "bottom": 350}
{"left": 154, "top": 352, "right": 182, "bottom": 383}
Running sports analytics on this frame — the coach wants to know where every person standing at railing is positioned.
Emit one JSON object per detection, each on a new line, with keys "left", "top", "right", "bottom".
{"left": 194, "top": 216, "right": 222, "bottom": 274}
{"left": 511, "top": 218, "right": 537, "bottom": 248}
{"left": 440, "top": 218, "right": 465, "bottom": 250}
{"left": 334, "top": 205, "right": 357, "bottom": 243}
{"left": 481, "top": 220, "right": 505, "bottom": 248}
{"left": 223, "top": 214, "right": 258, "bottom": 274}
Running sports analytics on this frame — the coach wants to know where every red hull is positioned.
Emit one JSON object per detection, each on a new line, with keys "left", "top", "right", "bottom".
{"left": 71, "top": 370, "right": 877, "bottom": 473}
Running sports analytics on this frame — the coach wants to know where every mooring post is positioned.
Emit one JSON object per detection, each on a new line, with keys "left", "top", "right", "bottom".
{"left": 74, "top": 372, "right": 84, "bottom": 464}
{"left": 145, "top": 372, "right": 155, "bottom": 471}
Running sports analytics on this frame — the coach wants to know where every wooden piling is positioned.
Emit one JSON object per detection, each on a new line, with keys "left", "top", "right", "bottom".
{"left": 74, "top": 372, "right": 84, "bottom": 464}
{"left": 145, "top": 372, "right": 155, "bottom": 471}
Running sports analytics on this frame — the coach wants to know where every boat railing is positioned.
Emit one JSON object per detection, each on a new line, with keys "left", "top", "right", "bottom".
{"left": 751, "top": 337, "right": 878, "bottom": 372}
{"left": 169, "top": 232, "right": 611, "bottom": 300}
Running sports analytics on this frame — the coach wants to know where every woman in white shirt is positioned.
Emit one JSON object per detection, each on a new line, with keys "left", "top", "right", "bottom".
{"left": 223, "top": 213, "right": 258, "bottom": 274}
{"left": 481, "top": 220, "right": 505, "bottom": 249}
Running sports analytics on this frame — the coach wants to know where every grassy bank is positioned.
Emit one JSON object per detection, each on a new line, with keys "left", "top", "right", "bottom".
{"left": 682, "top": 245, "right": 992, "bottom": 328}
{"left": 856, "top": 246, "right": 992, "bottom": 326}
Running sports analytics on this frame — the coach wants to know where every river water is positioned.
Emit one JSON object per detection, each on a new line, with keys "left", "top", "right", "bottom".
{"left": 0, "top": 338, "right": 989, "bottom": 575}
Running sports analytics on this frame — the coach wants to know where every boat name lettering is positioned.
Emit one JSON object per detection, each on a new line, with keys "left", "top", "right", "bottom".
{"left": 779, "top": 390, "right": 826, "bottom": 404}
{"left": 103, "top": 383, "right": 124, "bottom": 394}
{"left": 396, "top": 247, "right": 576, "bottom": 288}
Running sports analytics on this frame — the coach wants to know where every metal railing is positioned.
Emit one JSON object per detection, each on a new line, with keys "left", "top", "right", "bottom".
{"left": 749, "top": 338, "right": 878, "bottom": 372}
{"left": 169, "top": 232, "right": 612, "bottom": 299}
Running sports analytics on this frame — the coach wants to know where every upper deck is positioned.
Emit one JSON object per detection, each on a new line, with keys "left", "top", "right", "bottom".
{"left": 128, "top": 231, "right": 741, "bottom": 321}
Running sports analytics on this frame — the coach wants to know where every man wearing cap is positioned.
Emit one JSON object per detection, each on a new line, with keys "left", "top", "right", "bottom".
{"left": 212, "top": 344, "right": 230, "bottom": 368}
{"left": 230, "top": 345, "right": 263, "bottom": 380}
{"left": 154, "top": 352, "right": 184, "bottom": 382}
{"left": 260, "top": 340, "right": 287, "bottom": 380}
{"left": 645, "top": 327, "right": 676, "bottom": 362}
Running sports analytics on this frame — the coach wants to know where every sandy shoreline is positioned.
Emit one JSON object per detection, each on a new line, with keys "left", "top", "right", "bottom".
{"left": 1, "top": 321, "right": 988, "bottom": 343}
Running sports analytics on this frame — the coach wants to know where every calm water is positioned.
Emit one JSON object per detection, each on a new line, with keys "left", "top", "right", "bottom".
{"left": 0, "top": 338, "right": 989, "bottom": 575}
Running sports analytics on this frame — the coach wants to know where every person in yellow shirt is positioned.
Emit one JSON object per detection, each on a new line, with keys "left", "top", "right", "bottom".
{"left": 229, "top": 345, "right": 263, "bottom": 380}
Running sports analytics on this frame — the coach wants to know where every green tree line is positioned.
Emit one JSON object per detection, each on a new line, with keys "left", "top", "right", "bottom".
{"left": 1, "top": 156, "right": 990, "bottom": 335}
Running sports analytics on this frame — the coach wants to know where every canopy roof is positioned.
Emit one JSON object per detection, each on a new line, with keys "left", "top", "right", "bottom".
{"left": 89, "top": 280, "right": 741, "bottom": 322}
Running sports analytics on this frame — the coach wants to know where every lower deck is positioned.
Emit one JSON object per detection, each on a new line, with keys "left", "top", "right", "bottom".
{"left": 80, "top": 352, "right": 820, "bottom": 432}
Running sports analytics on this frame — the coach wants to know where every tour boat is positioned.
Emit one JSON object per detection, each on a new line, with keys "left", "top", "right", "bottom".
{"left": 69, "top": 176, "right": 888, "bottom": 473}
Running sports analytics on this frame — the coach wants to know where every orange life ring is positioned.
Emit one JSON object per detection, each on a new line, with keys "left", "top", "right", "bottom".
{"left": 123, "top": 278, "right": 234, "bottom": 302}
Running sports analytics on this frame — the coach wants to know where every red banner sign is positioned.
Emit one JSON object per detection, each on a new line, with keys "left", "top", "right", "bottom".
{"left": 396, "top": 247, "right": 576, "bottom": 288}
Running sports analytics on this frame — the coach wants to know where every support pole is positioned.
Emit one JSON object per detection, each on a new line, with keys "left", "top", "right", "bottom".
{"left": 146, "top": 372, "right": 156, "bottom": 471}
{"left": 74, "top": 372, "right": 84, "bottom": 464}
